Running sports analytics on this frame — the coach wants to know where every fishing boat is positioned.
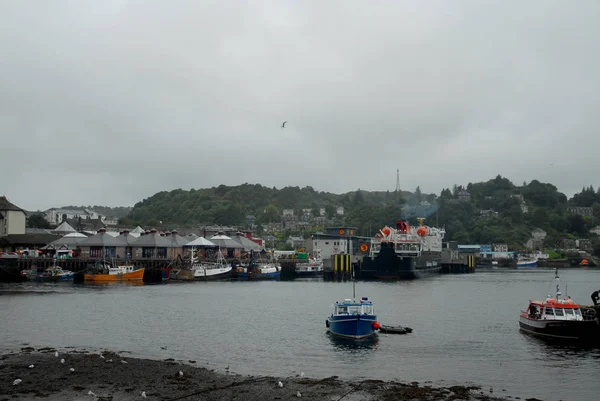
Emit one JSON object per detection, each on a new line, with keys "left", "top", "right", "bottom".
{"left": 192, "top": 250, "right": 232, "bottom": 281}
{"left": 24, "top": 265, "right": 74, "bottom": 282}
{"left": 516, "top": 256, "right": 538, "bottom": 268}
{"left": 295, "top": 253, "right": 323, "bottom": 278}
{"left": 235, "top": 258, "right": 280, "bottom": 280}
{"left": 518, "top": 268, "right": 599, "bottom": 340}
{"left": 84, "top": 262, "right": 144, "bottom": 282}
{"left": 326, "top": 278, "right": 380, "bottom": 339}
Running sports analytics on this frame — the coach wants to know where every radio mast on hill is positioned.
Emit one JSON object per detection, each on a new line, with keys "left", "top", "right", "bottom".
{"left": 395, "top": 168, "right": 400, "bottom": 192}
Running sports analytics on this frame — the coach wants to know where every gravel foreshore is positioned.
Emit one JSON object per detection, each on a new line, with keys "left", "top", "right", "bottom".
{"left": 0, "top": 347, "right": 533, "bottom": 401}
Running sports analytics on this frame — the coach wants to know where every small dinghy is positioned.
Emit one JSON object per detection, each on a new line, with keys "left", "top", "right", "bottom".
{"left": 378, "top": 325, "right": 413, "bottom": 334}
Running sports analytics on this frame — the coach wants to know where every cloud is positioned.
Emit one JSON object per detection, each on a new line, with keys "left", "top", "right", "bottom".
{"left": 1, "top": 0, "right": 599, "bottom": 210}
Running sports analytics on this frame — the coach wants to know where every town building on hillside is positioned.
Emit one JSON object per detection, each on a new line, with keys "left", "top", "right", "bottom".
{"left": 590, "top": 226, "right": 600, "bottom": 236}
{"left": 578, "top": 238, "right": 593, "bottom": 252}
{"left": 479, "top": 209, "right": 499, "bottom": 219}
{"left": 493, "top": 243, "right": 508, "bottom": 252}
{"left": 458, "top": 190, "right": 471, "bottom": 202}
{"left": 102, "top": 216, "right": 119, "bottom": 226}
{"left": 282, "top": 209, "right": 295, "bottom": 218}
{"left": 336, "top": 206, "right": 344, "bottom": 216}
{"left": 567, "top": 206, "right": 593, "bottom": 217}
{"left": 286, "top": 235, "right": 305, "bottom": 249}
{"left": 562, "top": 239, "right": 577, "bottom": 250}
{"left": 44, "top": 208, "right": 102, "bottom": 225}
{"left": 319, "top": 208, "right": 326, "bottom": 217}
{"left": 0, "top": 196, "right": 26, "bottom": 236}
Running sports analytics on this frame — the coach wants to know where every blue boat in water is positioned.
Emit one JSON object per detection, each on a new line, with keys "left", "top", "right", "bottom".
{"left": 326, "top": 283, "right": 379, "bottom": 339}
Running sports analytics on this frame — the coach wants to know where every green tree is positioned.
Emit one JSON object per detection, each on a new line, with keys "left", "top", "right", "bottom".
{"left": 27, "top": 213, "right": 53, "bottom": 229}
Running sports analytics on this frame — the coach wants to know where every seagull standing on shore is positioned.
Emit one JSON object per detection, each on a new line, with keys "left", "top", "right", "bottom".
{"left": 28, "top": 364, "right": 34, "bottom": 369}
{"left": 55, "top": 351, "right": 59, "bottom": 357}
{"left": 13, "top": 379, "right": 22, "bottom": 386}
{"left": 297, "top": 391, "right": 302, "bottom": 397}
{"left": 300, "top": 372, "right": 305, "bottom": 378}
{"left": 179, "top": 371, "right": 183, "bottom": 377}
{"left": 278, "top": 381, "right": 283, "bottom": 388}
{"left": 70, "top": 368, "right": 75, "bottom": 373}
{"left": 141, "top": 391, "right": 147, "bottom": 398}
{"left": 60, "top": 358, "right": 65, "bottom": 364}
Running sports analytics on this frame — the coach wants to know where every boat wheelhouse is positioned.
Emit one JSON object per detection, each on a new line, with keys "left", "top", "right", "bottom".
{"left": 519, "top": 269, "right": 599, "bottom": 340}
{"left": 326, "top": 296, "right": 379, "bottom": 339}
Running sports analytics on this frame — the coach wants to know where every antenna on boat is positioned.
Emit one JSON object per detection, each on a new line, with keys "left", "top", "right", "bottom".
{"left": 352, "top": 262, "right": 356, "bottom": 302}
{"left": 554, "top": 268, "right": 561, "bottom": 299}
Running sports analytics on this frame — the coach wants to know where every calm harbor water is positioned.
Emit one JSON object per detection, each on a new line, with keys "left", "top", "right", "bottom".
{"left": 2, "top": 269, "right": 600, "bottom": 401}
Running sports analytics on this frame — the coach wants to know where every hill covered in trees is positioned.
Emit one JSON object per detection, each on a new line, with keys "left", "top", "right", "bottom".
{"left": 122, "top": 177, "right": 600, "bottom": 251}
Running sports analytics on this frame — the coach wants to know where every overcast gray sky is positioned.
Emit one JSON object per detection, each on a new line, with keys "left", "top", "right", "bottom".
{"left": 1, "top": 1, "right": 599, "bottom": 211}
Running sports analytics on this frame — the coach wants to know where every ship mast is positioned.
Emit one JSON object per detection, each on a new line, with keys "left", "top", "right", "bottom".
{"left": 554, "top": 268, "right": 561, "bottom": 299}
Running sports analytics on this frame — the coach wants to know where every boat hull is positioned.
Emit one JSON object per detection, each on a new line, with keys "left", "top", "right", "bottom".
{"left": 327, "top": 315, "right": 378, "bottom": 339}
{"left": 194, "top": 267, "right": 233, "bottom": 281}
{"left": 84, "top": 268, "right": 145, "bottom": 282}
{"left": 236, "top": 271, "right": 280, "bottom": 281}
{"left": 518, "top": 315, "right": 599, "bottom": 340}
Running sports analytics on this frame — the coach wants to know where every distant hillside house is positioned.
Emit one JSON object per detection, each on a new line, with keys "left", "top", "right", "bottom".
{"left": 510, "top": 194, "right": 524, "bottom": 202}
{"left": 419, "top": 200, "right": 431, "bottom": 207}
{"left": 520, "top": 203, "right": 529, "bottom": 213}
{"left": 567, "top": 206, "right": 593, "bottom": 217}
{"left": 0, "top": 196, "right": 26, "bottom": 236}
{"left": 562, "top": 238, "right": 577, "bottom": 250}
{"left": 44, "top": 208, "right": 102, "bottom": 225}
{"left": 336, "top": 206, "right": 344, "bottom": 216}
{"left": 479, "top": 209, "right": 498, "bottom": 219}
{"left": 578, "top": 238, "right": 593, "bottom": 252}
{"left": 102, "top": 216, "right": 119, "bottom": 226}
{"left": 319, "top": 208, "right": 326, "bottom": 217}
{"left": 590, "top": 226, "right": 600, "bottom": 236}
{"left": 532, "top": 228, "right": 547, "bottom": 239}
{"left": 286, "top": 235, "right": 305, "bottom": 249}
{"left": 493, "top": 243, "right": 508, "bottom": 252}
{"left": 282, "top": 209, "right": 295, "bottom": 217}
{"left": 458, "top": 190, "right": 471, "bottom": 202}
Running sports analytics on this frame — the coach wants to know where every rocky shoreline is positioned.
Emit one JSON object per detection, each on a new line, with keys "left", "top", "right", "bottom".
{"left": 0, "top": 347, "right": 535, "bottom": 401}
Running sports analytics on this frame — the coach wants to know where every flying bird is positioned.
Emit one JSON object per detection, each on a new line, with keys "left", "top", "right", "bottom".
{"left": 281, "top": 121, "right": 287, "bottom": 128}
{"left": 13, "top": 379, "right": 22, "bottom": 386}
{"left": 28, "top": 365, "right": 34, "bottom": 369}
{"left": 141, "top": 391, "right": 147, "bottom": 398}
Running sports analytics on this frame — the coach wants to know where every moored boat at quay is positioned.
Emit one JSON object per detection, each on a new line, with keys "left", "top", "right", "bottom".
{"left": 175, "top": 249, "right": 233, "bottom": 281}
{"left": 84, "top": 262, "right": 145, "bottom": 282}
{"left": 356, "top": 217, "right": 445, "bottom": 280}
{"left": 235, "top": 258, "right": 281, "bottom": 280}
{"left": 519, "top": 268, "right": 599, "bottom": 341}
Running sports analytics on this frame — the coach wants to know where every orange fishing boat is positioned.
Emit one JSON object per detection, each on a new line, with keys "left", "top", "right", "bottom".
{"left": 84, "top": 264, "right": 145, "bottom": 282}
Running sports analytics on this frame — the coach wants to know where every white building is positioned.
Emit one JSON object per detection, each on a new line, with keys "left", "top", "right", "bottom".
{"left": 0, "top": 196, "right": 26, "bottom": 236}
{"left": 336, "top": 206, "right": 344, "bottom": 216}
{"left": 44, "top": 208, "right": 102, "bottom": 225}
{"left": 307, "top": 237, "right": 348, "bottom": 260}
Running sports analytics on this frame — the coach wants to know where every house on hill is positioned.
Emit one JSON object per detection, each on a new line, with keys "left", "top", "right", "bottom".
{"left": 0, "top": 196, "right": 26, "bottom": 236}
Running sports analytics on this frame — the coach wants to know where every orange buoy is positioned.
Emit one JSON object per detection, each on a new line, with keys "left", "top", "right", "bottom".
{"left": 417, "top": 226, "right": 428, "bottom": 237}
{"left": 373, "top": 321, "right": 381, "bottom": 330}
{"left": 382, "top": 227, "right": 391, "bottom": 236}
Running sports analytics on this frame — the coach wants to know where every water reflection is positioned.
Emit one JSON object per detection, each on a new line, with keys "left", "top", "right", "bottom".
{"left": 327, "top": 332, "right": 379, "bottom": 351}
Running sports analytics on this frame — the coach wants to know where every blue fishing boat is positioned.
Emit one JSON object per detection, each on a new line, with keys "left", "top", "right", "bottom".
{"left": 235, "top": 258, "right": 280, "bottom": 281}
{"left": 326, "top": 279, "right": 379, "bottom": 339}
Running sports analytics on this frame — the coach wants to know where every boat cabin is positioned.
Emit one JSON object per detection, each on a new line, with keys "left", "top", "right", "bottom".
{"left": 334, "top": 297, "right": 374, "bottom": 316}
{"left": 525, "top": 298, "right": 584, "bottom": 321}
